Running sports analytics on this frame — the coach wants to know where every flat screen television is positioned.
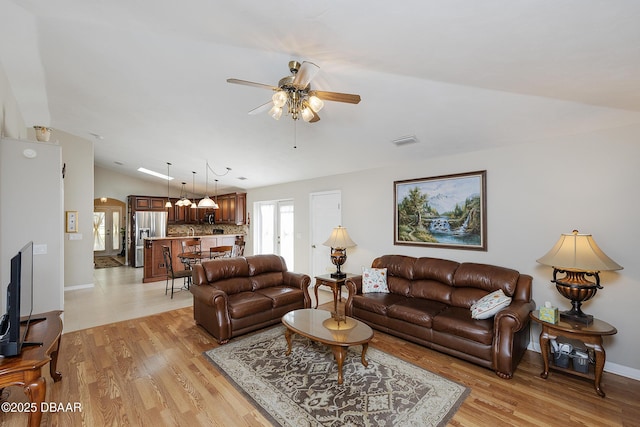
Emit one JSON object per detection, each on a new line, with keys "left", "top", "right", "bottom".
{"left": 0, "top": 241, "right": 35, "bottom": 357}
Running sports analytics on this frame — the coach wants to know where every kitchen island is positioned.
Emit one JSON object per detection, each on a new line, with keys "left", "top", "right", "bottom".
{"left": 142, "top": 234, "right": 242, "bottom": 283}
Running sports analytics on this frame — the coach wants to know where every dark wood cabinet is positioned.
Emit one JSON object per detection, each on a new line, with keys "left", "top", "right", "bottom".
{"left": 131, "top": 196, "right": 168, "bottom": 211}
{"left": 162, "top": 193, "right": 245, "bottom": 225}
{"left": 214, "top": 192, "right": 247, "bottom": 225}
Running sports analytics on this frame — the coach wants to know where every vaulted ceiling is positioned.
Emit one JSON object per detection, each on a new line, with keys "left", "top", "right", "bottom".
{"left": 2, "top": 0, "right": 639, "bottom": 195}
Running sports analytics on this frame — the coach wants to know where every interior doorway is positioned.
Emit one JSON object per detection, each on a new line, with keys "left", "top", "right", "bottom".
{"left": 93, "top": 198, "right": 125, "bottom": 258}
{"left": 310, "top": 190, "right": 342, "bottom": 278}
{"left": 254, "top": 199, "right": 295, "bottom": 270}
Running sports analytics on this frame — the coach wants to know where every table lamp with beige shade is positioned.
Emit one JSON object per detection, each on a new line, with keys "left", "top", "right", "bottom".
{"left": 536, "top": 230, "right": 622, "bottom": 325}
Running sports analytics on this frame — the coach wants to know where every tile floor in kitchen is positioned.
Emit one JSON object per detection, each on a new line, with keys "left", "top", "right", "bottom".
{"left": 63, "top": 264, "right": 332, "bottom": 333}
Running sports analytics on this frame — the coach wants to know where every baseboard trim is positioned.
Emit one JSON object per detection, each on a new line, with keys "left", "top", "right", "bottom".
{"left": 64, "top": 283, "right": 95, "bottom": 291}
{"left": 527, "top": 342, "right": 640, "bottom": 381}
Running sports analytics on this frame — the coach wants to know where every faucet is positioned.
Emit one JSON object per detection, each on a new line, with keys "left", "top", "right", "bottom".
{"left": 189, "top": 227, "right": 195, "bottom": 237}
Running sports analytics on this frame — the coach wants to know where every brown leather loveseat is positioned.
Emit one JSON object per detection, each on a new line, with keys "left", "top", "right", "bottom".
{"left": 191, "top": 254, "right": 311, "bottom": 344}
{"left": 345, "top": 255, "right": 535, "bottom": 379}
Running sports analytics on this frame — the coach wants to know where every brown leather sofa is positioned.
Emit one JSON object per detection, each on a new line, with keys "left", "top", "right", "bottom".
{"left": 345, "top": 255, "right": 535, "bottom": 378}
{"left": 191, "top": 254, "right": 311, "bottom": 344}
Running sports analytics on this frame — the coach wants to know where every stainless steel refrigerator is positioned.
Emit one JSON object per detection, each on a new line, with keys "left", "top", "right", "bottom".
{"left": 134, "top": 211, "right": 167, "bottom": 267}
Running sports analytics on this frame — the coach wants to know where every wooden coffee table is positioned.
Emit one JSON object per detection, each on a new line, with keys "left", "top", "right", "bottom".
{"left": 282, "top": 309, "right": 373, "bottom": 384}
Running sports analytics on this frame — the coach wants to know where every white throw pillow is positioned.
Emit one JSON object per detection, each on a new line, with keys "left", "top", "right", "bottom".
{"left": 362, "top": 267, "right": 389, "bottom": 293}
{"left": 471, "top": 289, "right": 512, "bottom": 319}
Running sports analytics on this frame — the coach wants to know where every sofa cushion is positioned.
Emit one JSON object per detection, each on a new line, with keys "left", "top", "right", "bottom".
{"left": 201, "top": 257, "right": 249, "bottom": 283}
{"left": 471, "top": 289, "right": 512, "bottom": 319}
{"left": 387, "top": 299, "right": 448, "bottom": 328}
{"left": 362, "top": 267, "right": 389, "bottom": 293}
{"left": 352, "top": 293, "right": 407, "bottom": 316}
{"left": 247, "top": 254, "right": 286, "bottom": 276}
{"left": 432, "top": 306, "right": 494, "bottom": 345}
{"left": 250, "top": 271, "right": 285, "bottom": 290}
{"left": 255, "top": 286, "right": 305, "bottom": 308}
{"left": 412, "top": 257, "right": 459, "bottom": 286}
{"left": 212, "top": 277, "right": 253, "bottom": 295}
{"left": 409, "top": 280, "right": 453, "bottom": 305}
{"left": 227, "top": 292, "right": 273, "bottom": 318}
{"left": 453, "top": 263, "right": 520, "bottom": 296}
{"left": 372, "top": 255, "right": 415, "bottom": 280}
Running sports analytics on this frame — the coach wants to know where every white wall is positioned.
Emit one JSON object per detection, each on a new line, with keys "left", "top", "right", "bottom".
{"left": 248, "top": 123, "right": 640, "bottom": 376}
{"left": 59, "top": 130, "right": 95, "bottom": 288}
{"left": 95, "top": 165, "right": 170, "bottom": 203}
{"left": 1, "top": 138, "right": 64, "bottom": 314}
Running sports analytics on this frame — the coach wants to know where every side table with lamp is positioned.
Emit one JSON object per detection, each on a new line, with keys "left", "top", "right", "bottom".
{"left": 535, "top": 229, "right": 622, "bottom": 397}
{"left": 318, "top": 226, "right": 358, "bottom": 319}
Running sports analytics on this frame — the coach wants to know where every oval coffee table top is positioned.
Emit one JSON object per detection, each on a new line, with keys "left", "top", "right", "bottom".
{"left": 282, "top": 309, "right": 373, "bottom": 346}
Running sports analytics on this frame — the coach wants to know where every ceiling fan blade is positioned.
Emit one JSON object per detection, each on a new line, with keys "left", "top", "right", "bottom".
{"left": 314, "top": 90, "right": 361, "bottom": 104}
{"left": 227, "top": 78, "right": 278, "bottom": 91}
{"left": 309, "top": 111, "right": 321, "bottom": 123}
{"left": 248, "top": 100, "right": 273, "bottom": 115}
{"left": 292, "top": 61, "right": 320, "bottom": 89}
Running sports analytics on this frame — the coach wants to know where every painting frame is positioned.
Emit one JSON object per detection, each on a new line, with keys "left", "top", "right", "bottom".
{"left": 394, "top": 170, "right": 487, "bottom": 251}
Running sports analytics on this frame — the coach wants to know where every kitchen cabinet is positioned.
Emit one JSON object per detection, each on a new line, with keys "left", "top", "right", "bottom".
{"left": 131, "top": 196, "right": 168, "bottom": 211}
{"left": 214, "top": 192, "right": 247, "bottom": 225}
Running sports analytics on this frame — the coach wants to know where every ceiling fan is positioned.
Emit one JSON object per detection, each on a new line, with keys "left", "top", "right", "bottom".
{"left": 227, "top": 60, "right": 361, "bottom": 123}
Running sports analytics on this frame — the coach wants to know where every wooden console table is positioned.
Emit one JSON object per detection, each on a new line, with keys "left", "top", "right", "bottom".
{"left": 530, "top": 310, "right": 616, "bottom": 397}
{"left": 0, "top": 310, "right": 63, "bottom": 426}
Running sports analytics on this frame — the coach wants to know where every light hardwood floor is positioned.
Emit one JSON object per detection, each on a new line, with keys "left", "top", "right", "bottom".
{"left": 1, "top": 265, "right": 639, "bottom": 426}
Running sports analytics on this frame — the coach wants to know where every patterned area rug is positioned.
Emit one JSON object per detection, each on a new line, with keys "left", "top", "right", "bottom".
{"left": 94, "top": 256, "right": 125, "bottom": 269}
{"left": 204, "top": 326, "right": 469, "bottom": 427}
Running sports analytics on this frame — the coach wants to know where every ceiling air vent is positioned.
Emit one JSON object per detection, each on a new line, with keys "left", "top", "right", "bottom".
{"left": 391, "top": 135, "right": 419, "bottom": 147}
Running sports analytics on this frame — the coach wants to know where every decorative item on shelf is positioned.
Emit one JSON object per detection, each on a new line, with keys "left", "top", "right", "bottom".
{"left": 197, "top": 160, "right": 231, "bottom": 209}
{"left": 165, "top": 162, "right": 173, "bottom": 208}
{"left": 33, "top": 126, "right": 52, "bottom": 142}
{"left": 323, "top": 226, "right": 357, "bottom": 279}
{"left": 536, "top": 230, "right": 622, "bottom": 325}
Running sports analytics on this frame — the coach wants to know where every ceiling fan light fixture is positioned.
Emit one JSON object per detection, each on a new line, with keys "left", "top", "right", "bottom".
{"left": 308, "top": 94, "right": 324, "bottom": 112}
{"left": 269, "top": 105, "right": 283, "bottom": 120}
{"left": 301, "top": 106, "right": 314, "bottom": 122}
{"left": 272, "top": 90, "right": 288, "bottom": 108}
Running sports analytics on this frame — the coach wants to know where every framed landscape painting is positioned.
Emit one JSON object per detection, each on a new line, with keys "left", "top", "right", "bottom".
{"left": 394, "top": 171, "right": 487, "bottom": 250}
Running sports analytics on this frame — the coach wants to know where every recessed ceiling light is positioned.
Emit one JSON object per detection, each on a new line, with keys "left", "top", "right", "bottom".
{"left": 238, "top": 177, "right": 248, "bottom": 180}
{"left": 114, "top": 161, "right": 124, "bottom": 166}
{"left": 137, "top": 167, "right": 174, "bottom": 180}
{"left": 89, "top": 132, "right": 104, "bottom": 140}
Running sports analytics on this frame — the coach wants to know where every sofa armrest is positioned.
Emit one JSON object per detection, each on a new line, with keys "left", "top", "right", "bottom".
{"left": 344, "top": 276, "right": 363, "bottom": 316}
{"left": 283, "top": 271, "right": 312, "bottom": 308}
{"left": 190, "top": 282, "right": 228, "bottom": 308}
{"left": 492, "top": 299, "right": 536, "bottom": 378}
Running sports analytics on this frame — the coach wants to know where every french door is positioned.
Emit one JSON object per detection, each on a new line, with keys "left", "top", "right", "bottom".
{"left": 93, "top": 207, "right": 123, "bottom": 256}
{"left": 254, "top": 200, "right": 294, "bottom": 270}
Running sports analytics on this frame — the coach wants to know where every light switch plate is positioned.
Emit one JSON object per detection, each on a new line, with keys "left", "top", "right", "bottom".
{"left": 33, "top": 244, "right": 47, "bottom": 255}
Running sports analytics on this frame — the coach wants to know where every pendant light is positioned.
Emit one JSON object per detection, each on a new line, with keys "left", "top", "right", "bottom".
{"left": 197, "top": 160, "right": 219, "bottom": 209}
{"left": 165, "top": 162, "right": 172, "bottom": 208}
{"left": 191, "top": 171, "right": 198, "bottom": 209}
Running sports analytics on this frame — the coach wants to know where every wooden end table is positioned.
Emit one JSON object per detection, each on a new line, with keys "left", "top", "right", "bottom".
{"left": 313, "top": 273, "right": 359, "bottom": 314}
{"left": 530, "top": 310, "right": 617, "bottom": 397}
{"left": 0, "top": 311, "right": 63, "bottom": 426}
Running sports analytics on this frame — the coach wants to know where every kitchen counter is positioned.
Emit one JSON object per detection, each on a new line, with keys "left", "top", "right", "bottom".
{"left": 146, "top": 234, "right": 243, "bottom": 240}
{"left": 142, "top": 234, "right": 243, "bottom": 283}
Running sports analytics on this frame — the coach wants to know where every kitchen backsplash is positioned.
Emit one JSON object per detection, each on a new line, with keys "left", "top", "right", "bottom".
{"left": 167, "top": 223, "right": 248, "bottom": 236}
